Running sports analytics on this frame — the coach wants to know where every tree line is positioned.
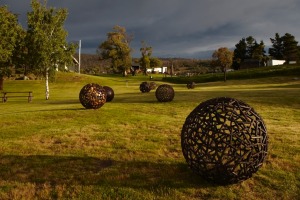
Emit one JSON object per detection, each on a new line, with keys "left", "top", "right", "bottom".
{"left": 232, "top": 33, "right": 300, "bottom": 70}
{"left": 211, "top": 33, "right": 300, "bottom": 81}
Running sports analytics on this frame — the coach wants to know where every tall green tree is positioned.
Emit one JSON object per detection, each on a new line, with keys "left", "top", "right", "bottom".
{"left": 232, "top": 38, "right": 247, "bottom": 70}
{"left": 150, "top": 57, "right": 162, "bottom": 68}
{"left": 281, "top": 33, "right": 299, "bottom": 63}
{"left": 26, "top": 0, "right": 76, "bottom": 100}
{"left": 139, "top": 41, "right": 152, "bottom": 75}
{"left": 97, "top": 25, "right": 132, "bottom": 76}
{"left": 245, "top": 36, "right": 257, "bottom": 58}
{"left": 269, "top": 33, "right": 284, "bottom": 60}
{"left": 0, "top": 6, "right": 23, "bottom": 90}
{"left": 233, "top": 36, "right": 266, "bottom": 69}
{"left": 269, "top": 33, "right": 299, "bottom": 63}
{"left": 252, "top": 40, "right": 267, "bottom": 66}
{"left": 11, "top": 25, "right": 28, "bottom": 75}
{"left": 212, "top": 47, "right": 233, "bottom": 82}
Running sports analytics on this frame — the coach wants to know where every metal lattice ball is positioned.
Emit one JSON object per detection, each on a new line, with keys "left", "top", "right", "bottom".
{"left": 149, "top": 82, "right": 157, "bottom": 90}
{"left": 155, "top": 84, "right": 175, "bottom": 102}
{"left": 103, "top": 86, "right": 114, "bottom": 102}
{"left": 181, "top": 97, "right": 268, "bottom": 184}
{"left": 140, "top": 82, "right": 151, "bottom": 93}
{"left": 79, "top": 83, "right": 107, "bottom": 109}
{"left": 187, "top": 82, "right": 196, "bottom": 89}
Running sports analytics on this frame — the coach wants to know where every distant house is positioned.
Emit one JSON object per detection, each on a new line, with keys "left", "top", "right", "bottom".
{"left": 240, "top": 59, "right": 261, "bottom": 69}
{"left": 130, "top": 63, "right": 141, "bottom": 75}
{"left": 267, "top": 59, "right": 285, "bottom": 66}
{"left": 149, "top": 66, "right": 168, "bottom": 73}
{"left": 131, "top": 64, "right": 140, "bottom": 72}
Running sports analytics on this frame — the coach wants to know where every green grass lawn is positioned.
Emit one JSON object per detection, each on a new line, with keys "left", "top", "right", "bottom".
{"left": 0, "top": 72, "right": 299, "bottom": 199}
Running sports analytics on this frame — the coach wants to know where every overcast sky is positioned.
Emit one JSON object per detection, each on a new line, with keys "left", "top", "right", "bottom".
{"left": 2, "top": 0, "right": 300, "bottom": 58}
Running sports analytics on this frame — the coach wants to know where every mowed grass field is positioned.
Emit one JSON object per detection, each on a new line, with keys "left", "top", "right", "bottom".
{"left": 0, "top": 72, "right": 299, "bottom": 199}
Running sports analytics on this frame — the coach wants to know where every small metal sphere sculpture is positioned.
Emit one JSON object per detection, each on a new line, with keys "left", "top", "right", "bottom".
{"left": 187, "top": 82, "right": 196, "bottom": 89}
{"left": 79, "top": 83, "right": 107, "bottom": 109}
{"left": 140, "top": 82, "right": 151, "bottom": 93}
{"left": 181, "top": 97, "right": 268, "bottom": 184}
{"left": 149, "top": 82, "right": 157, "bottom": 90}
{"left": 103, "top": 86, "right": 114, "bottom": 102}
{"left": 155, "top": 84, "right": 175, "bottom": 102}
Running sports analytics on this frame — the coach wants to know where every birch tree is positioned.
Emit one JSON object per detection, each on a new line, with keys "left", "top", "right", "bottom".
{"left": 26, "top": 0, "right": 76, "bottom": 100}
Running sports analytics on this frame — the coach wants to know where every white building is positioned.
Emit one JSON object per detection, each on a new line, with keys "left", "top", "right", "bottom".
{"left": 267, "top": 59, "right": 285, "bottom": 66}
{"left": 152, "top": 66, "right": 168, "bottom": 73}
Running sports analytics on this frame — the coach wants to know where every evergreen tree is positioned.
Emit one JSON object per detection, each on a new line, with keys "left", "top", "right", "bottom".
{"left": 269, "top": 33, "right": 284, "bottom": 59}
{"left": 252, "top": 41, "right": 267, "bottom": 66}
{"left": 233, "top": 36, "right": 267, "bottom": 69}
{"left": 233, "top": 38, "right": 247, "bottom": 70}
{"left": 269, "top": 33, "right": 299, "bottom": 63}
{"left": 282, "top": 33, "right": 299, "bottom": 63}
{"left": 245, "top": 36, "right": 256, "bottom": 58}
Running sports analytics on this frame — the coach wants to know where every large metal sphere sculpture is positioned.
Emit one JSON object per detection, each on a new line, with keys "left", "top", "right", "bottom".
{"left": 103, "top": 86, "right": 114, "bottom": 102}
{"left": 187, "top": 82, "right": 196, "bottom": 89}
{"left": 79, "top": 83, "right": 107, "bottom": 109}
{"left": 140, "top": 82, "right": 151, "bottom": 93}
{"left": 155, "top": 84, "right": 175, "bottom": 102}
{"left": 181, "top": 97, "right": 268, "bottom": 184}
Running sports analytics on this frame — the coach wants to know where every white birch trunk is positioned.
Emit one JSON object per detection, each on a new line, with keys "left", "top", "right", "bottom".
{"left": 45, "top": 68, "right": 50, "bottom": 100}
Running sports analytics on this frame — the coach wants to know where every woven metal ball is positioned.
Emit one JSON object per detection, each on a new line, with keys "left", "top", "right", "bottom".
{"left": 103, "top": 86, "right": 114, "bottom": 102}
{"left": 149, "top": 82, "right": 157, "bottom": 90}
{"left": 79, "top": 83, "right": 107, "bottom": 109}
{"left": 187, "top": 82, "right": 196, "bottom": 89}
{"left": 181, "top": 97, "right": 268, "bottom": 184}
{"left": 140, "top": 82, "right": 151, "bottom": 93}
{"left": 155, "top": 84, "right": 175, "bottom": 102}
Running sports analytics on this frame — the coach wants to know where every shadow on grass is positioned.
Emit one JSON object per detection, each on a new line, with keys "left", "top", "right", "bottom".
{"left": 114, "top": 92, "right": 158, "bottom": 104}
{"left": 0, "top": 155, "right": 211, "bottom": 189}
{"left": 46, "top": 99, "right": 80, "bottom": 105}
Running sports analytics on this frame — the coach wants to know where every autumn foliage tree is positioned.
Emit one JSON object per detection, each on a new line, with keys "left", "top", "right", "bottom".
{"left": 212, "top": 47, "right": 233, "bottom": 82}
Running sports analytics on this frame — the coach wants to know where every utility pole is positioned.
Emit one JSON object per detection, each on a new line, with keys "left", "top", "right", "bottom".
{"left": 78, "top": 40, "right": 81, "bottom": 74}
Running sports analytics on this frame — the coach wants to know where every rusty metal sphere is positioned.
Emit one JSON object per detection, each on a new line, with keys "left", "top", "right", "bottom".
{"left": 140, "top": 82, "right": 151, "bottom": 93}
{"left": 149, "top": 82, "right": 157, "bottom": 90}
{"left": 79, "top": 83, "right": 106, "bottom": 109}
{"left": 155, "top": 84, "right": 175, "bottom": 102}
{"left": 181, "top": 97, "right": 268, "bottom": 184}
{"left": 187, "top": 82, "right": 196, "bottom": 89}
{"left": 103, "top": 86, "right": 114, "bottom": 102}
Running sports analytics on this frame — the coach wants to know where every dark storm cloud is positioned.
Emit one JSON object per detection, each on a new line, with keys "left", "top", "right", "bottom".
{"left": 2, "top": 0, "right": 300, "bottom": 58}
